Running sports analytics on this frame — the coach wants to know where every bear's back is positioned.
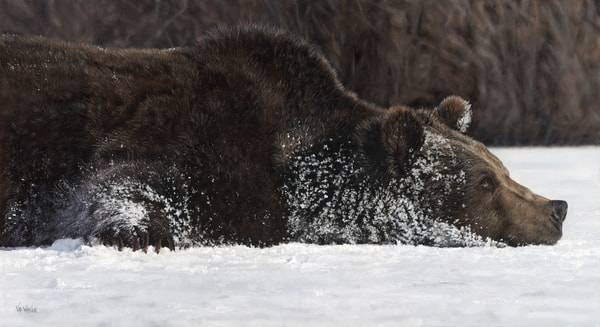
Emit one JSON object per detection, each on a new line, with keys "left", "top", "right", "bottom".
{"left": 0, "top": 26, "right": 381, "bottom": 247}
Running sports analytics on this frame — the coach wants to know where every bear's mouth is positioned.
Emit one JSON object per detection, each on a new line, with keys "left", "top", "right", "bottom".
{"left": 503, "top": 234, "right": 560, "bottom": 247}
{"left": 500, "top": 216, "right": 564, "bottom": 246}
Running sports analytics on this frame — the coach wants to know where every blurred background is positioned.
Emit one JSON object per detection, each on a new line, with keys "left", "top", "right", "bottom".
{"left": 1, "top": 0, "right": 598, "bottom": 145}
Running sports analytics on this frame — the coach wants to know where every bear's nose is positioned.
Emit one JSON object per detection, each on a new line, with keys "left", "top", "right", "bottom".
{"left": 550, "top": 200, "right": 568, "bottom": 226}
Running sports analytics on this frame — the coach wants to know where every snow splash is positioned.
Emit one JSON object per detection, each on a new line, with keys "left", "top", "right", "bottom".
{"left": 282, "top": 132, "right": 487, "bottom": 247}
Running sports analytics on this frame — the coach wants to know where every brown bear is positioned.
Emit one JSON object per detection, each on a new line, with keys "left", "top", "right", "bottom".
{"left": 0, "top": 25, "right": 567, "bottom": 250}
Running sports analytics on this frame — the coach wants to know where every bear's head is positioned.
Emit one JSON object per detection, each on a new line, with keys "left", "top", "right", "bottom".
{"left": 358, "top": 96, "right": 567, "bottom": 246}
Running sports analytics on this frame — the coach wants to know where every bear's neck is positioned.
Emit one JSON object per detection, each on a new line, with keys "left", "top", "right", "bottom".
{"left": 282, "top": 135, "right": 484, "bottom": 246}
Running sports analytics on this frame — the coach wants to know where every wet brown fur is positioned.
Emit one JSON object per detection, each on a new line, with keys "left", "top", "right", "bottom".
{"left": 0, "top": 26, "right": 566, "bottom": 248}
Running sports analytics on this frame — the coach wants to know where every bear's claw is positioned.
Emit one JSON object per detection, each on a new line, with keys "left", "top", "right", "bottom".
{"left": 97, "top": 227, "right": 175, "bottom": 253}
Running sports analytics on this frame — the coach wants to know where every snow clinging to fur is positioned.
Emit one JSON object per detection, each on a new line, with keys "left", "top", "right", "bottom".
{"left": 282, "top": 132, "right": 486, "bottom": 247}
{"left": 456, "top": 100, "right": 472, "bottom": 133}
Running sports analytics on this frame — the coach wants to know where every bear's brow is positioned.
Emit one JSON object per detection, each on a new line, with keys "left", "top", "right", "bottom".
{"left": 459, "top": 139, "right": 509, "bottom": 176}
{"left": 480, "top": 149, "right": 509, "bottom": 176}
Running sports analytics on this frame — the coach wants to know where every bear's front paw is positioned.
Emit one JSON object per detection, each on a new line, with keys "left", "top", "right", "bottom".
{"left": 95, "top": 223, "right": 175, "bottom": 253}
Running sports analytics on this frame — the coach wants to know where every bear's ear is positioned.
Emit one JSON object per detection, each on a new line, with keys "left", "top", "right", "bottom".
{"left": 356, "top": 106, "right": 424, "bottom": 175}
{"left": 433, "top": 95, "right": 472, "bottom": 133}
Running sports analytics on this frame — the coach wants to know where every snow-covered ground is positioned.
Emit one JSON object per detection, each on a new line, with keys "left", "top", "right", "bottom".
{"left": 1, "top": 147, "right": 599, "bottom": 327}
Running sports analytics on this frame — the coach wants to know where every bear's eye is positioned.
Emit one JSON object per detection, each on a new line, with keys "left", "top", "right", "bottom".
{"left": 480, "top": 177, "right": 495, "bottom": 191}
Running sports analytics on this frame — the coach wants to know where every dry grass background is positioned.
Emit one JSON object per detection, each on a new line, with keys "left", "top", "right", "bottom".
{"left": 1, "top": 0, "right": 598, "bottom": 145}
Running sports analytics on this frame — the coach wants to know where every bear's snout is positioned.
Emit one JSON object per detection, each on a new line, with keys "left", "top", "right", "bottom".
{"left": 549, "top": 200, "right": 568, "bottom": 228}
